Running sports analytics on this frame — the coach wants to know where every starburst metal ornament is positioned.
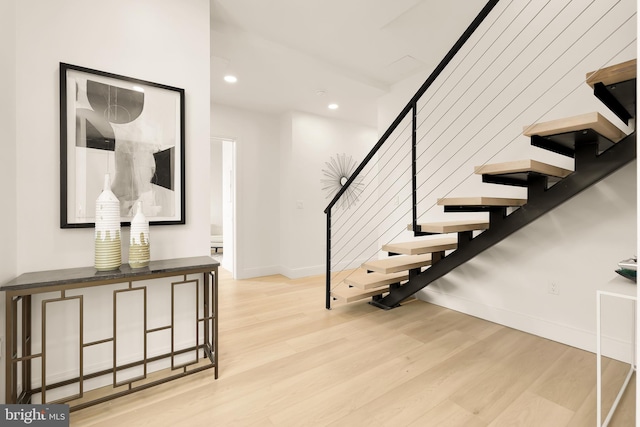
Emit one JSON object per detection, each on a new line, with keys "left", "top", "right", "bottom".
{"left": 321, "top": 153, "right": 364, "bottom": 209}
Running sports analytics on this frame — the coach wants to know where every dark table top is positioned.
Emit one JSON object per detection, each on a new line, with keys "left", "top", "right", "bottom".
{"left": 1, "top": 256, "right": 219, "bottom": 292}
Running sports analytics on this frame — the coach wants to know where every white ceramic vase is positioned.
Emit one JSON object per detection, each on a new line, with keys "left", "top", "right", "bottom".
{"left": 95, "top": 174, "right": 122, "bottom": 271}
{"left": 129, "top": 201, "right": 150, "bottom": 268}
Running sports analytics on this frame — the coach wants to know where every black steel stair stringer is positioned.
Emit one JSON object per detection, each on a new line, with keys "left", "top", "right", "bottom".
{"left": 373, "top": 131, "right": 636, "bottom": 309}
{"left": 592, "top": 80, "right": 636, "bottom": 126}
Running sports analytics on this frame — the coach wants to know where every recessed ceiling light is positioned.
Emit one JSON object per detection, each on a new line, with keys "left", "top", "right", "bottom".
{"left": 224, "top": 75, "right": 238, "bottom": 83}
{"left": 328, "top": 103, "right": 339, "bottom": 110}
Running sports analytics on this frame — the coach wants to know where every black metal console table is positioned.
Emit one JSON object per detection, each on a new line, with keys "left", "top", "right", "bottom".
{"left": 2, "top": 256, "right": 218, "bottom": 411}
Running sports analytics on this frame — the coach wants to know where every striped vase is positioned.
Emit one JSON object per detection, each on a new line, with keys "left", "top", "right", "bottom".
{"left": 94, "top": 174, "right": 122, "bottom": 271}
{"left": 129, "top": 201, "right": 150, "bottom": 268}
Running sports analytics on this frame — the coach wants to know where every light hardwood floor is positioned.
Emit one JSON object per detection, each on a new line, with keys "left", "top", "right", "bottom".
{"left": 71, "top": 268, "right": 635, "bottom": 426}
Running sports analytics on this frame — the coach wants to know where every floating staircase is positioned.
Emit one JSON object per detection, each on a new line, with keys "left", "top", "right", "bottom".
{"left": 330, "top": 59, "right": 636, "bottom": 308}
{"left": 474, "top": 159, "right": 572, "bottom": 187}
{"left": 382, "top": 237, "right": 457, "bottom": 255}
{"left": 524, "top": 112, "right": 626, "bottom": 157}
{"left": 409, "top": 220, "right": 490, "bottom": 234}
{"left": 437, "top": 197, "right": 528, "bottom": 211}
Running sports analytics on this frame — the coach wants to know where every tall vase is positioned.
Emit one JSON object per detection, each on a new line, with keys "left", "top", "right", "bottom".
{"left": 95, "top": 174, "right": 122, "bottom": 271}
{"left": 129, "top": 201, "right": 150, "bottom": 268}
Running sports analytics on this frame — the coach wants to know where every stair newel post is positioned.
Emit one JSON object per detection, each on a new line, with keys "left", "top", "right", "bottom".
{"left": 411, "top": 101, "right": 419, "bottom": 236}
{"left": 326, "top": 209, "right": 332, "bottom": 310}
{"left": 325, "top": 208, "right": 331, "bottom": 310}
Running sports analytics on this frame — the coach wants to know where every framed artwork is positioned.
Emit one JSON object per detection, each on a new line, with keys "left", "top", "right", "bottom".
{"left": 60, "top": 63, "right": 185, "bottom": 228}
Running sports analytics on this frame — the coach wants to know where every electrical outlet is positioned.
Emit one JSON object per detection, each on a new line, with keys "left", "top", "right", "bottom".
{"left": 548, "top": 282, "right": 560, "bottom": 295}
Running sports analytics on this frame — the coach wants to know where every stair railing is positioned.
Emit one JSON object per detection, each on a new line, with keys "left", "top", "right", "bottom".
{"left": 325, "top": 0, "right": 637, "bottom": 309}
{"left": 324, "top": 0, "right": 500, "bottom": 309}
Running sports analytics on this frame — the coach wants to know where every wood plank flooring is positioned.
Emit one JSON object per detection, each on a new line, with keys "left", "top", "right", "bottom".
{"left": 71, "top": 268, "right": 635, "bottom": 426}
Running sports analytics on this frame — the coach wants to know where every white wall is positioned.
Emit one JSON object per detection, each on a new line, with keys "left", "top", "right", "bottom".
{"left": 15, "top": 0, "right": 211, "bottom": 273}
{"left": 210, "top": 105, "right": 378, "bottom": 279}
{"left": 211, "top": 103, "right": 281, "bottom": 278}
{"left": 419, "top": 162, "right": 637, "bottom": 361}
{"left": 281, "top": 112, "right": 378, "bottom": 278}
{"left": 221, "top": 139, "right": 235, "bottom": 273}
{"left": 0, "top": 0, "right": 18, "bottom": 405}
{"left": 2, "top": 0, "right": 210, "bottom": 404}
{"left": 210, "top": 138, "right": 223, "bottom": 232}
{"left": 279, "top": 113, "right": 295, "bottom": 276}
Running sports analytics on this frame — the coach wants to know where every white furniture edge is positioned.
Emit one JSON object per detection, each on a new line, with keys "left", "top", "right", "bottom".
{"left": 596, "top": 290, "right": 637, "bottom": 427}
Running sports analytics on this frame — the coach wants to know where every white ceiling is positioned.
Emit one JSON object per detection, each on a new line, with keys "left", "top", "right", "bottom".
{"left": 210, "top": 0, "right": 486, "bottom": 128}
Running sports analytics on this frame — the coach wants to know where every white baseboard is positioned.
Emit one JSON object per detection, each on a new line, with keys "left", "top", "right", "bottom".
{"left": 279, "top": 264, "right": 324, "bottom": 279}
{"left": 236, "top": 265, "right": 281, "bottom": 280}
{"left": 417, "top": 287, "right": 634, "bottom": 363}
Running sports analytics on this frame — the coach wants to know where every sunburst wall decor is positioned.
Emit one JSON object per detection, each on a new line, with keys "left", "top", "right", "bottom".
{"left": 321, "top": 153, "right": 364, "bottom": 209}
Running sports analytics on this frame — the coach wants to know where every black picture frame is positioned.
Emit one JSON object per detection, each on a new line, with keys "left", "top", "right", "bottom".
{"left": 60, "top": 63, "right": 185, "bottom": 228}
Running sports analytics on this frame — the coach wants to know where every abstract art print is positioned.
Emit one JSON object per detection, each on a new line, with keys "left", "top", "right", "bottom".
{"left": 60, "top": 63, "right": 185, "bottom": 228}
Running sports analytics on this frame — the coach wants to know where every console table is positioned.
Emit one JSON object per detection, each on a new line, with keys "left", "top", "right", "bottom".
{"left": 2, "top": 256, "right": 218, "bottom": 411}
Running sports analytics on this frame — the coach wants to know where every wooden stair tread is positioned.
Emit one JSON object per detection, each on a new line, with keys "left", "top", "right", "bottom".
{"left": 382, "top": 237, "right": 457, "bottom": 255}
{"left": 344, "top": 270, "right": 408, "bottom": 290}
{"left": 586, "top": 59, "right": 636, "bottom": 88}
{"left": 362, "top": 254, "right": 432, "bottom": 274}
{"left": 408, "top": 220, "right": 490, "bottom": 234}
{"left": 474, "top": 159, "right": 572, "bottom": 178}
{"left": 523, "top": 112, "right": 625, "bottom": 143}
{"left": 331, "top": 284, "right": 389, "bottom": 303}
{"left": 437, "top": 197, "right": 527, "bottom": 207}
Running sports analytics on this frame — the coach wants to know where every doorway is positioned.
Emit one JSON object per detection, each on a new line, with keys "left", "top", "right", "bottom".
{"left": 210, "top": 137, "right": 236, "bottom": 277}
